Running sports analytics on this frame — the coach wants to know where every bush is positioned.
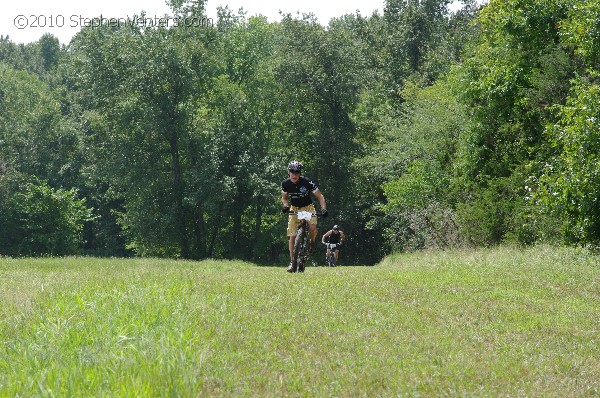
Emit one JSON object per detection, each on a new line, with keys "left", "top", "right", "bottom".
{"left": 0, "top": 175, "right": 93, "bottom": 256}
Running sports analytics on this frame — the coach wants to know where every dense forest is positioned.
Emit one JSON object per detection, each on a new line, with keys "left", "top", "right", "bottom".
{"left": 1, "top": 0, "right": 599, "bottom": 264}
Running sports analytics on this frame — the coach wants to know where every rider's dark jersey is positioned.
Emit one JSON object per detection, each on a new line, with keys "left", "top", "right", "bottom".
{"left": 327, "top": 231, "right": 341, "bottom": 244}
{"left": 281, "top": 176, "right": 318, "bottom": 208}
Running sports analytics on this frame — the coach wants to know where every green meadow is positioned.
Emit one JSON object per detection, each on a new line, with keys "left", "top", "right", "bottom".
{"left": 1, "top": 246, "right": 598, "bottom": 397}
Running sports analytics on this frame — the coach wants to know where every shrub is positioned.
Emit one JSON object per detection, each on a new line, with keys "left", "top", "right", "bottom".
{"left": 1, "top": 176, "right": 93, "bottom": 256}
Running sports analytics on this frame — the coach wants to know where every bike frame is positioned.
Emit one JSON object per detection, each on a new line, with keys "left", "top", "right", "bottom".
{"left": 288, "top": 210, "right": 317, "bottom": 273}
{"left": 325, "top": 243, "right": 338, "bottom": 267}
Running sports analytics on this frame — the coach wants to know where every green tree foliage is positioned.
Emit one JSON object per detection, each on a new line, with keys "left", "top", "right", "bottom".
{"left": 193, "top": 14, "right": 283, "bottom": 261}
{"left": 0, "top": 169, "right": 21, "bottom": 253}
{"left": 0, "top": 173, "right": 92, "bottom": 256}
{"left": 351, "top": 2, "right": 476, "bottom": 256}
{"left": 3, "top": 0, "right": 600, "bottom": 260}
{"left": 274, "top": 12, "right": 392, "bottom": 262}
{"left": 67, "top": 9, "right": 289, "bottom": 261}
{"left": 450, "top": 0, "right": 600, "bottom": 248}
{"left": 369, "top": 78, "right": 468, "bottom": 251}
{"left": 538, "top": 77, "right": 600, "bottom": 245}
{"left": 532, "top": 1, "right": 600, "bottom": 246}
{"left": 0, "top": 63, "right": 76, "bottom": 185}
{"left": 453, "top": 0, "right": 577, "bottom": 245}
{"left": 560, "top": 1, "right": 600, "bottom": 68}
{"left": 68, "top": 14, "right": 219, "bottom": 258}
{"left": 383, "top": 0, "right": 452, "bottom": 86}
{"left": 13, "top": 179, "right": 92, "bottom": 255}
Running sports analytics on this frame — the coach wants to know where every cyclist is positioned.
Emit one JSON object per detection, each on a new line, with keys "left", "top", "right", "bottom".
{"left": 322, "top": 225, "right": 345, "bottom": 265}
{"left": 281, "top": 160, "right": 328, "bottom": 272}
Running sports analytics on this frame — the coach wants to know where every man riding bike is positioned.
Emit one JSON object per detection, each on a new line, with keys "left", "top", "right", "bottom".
{"left": 322, "top": 225, "right": 345, "bottom": 265}
{"left": 281, "top": 160, "right": 328, "bottom": 272}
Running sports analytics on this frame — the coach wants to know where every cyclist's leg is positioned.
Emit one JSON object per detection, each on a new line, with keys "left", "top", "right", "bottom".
{"left": 288, "top": 236, "right": 295, "bottom": 263}
{"left": 286, "top": 210, "right": 300, "bottom": 271}
{"left": 309, "top": 224, "right": 316, "bottom": 242}
{"left": 334, "top": 248, "right": 340, "bottom": 262}
{"left": 305, "top": 204, "right": 317, "bottom": 249}
{"left": 309, "top": 223, "right": 318, "bottom": 250}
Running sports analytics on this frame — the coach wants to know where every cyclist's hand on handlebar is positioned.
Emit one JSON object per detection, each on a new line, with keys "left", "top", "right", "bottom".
{"left": 282, "top": 206, "right": 290, "bottom": 214}
{"left": 321, "top": 209, "right": 328, "bottom": 218}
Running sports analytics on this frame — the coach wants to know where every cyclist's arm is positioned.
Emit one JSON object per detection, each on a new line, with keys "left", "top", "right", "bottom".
{"left": 312, "top": 189, "right": 326, "bottom": 212}
{"left": 321, "top": 230, "right": 331, "bottom": 243}
{"left": 281, "top": 191, "right": 289, "bottom": 208}
{"left": 340, "top": 231, "right": 346, "bottom": 243}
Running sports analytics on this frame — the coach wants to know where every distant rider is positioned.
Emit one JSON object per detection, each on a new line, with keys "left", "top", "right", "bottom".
{"left": 322, "top": 225, "right": 345, "bottom": 265}
{"left": 281, "top": 160, "right": 328, "bottom": 272}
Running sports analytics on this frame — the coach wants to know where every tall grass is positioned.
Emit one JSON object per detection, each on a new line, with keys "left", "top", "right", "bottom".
{"left": 0, "top": 246, "right": 598, "bottom": 397}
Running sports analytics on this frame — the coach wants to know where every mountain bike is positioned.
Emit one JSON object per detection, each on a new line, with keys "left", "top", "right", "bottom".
{"left": 288, "top": 210, "right": 319, "bottom": 273}
{"left": 325, "top": 243, "right": 338, "bottom": 267}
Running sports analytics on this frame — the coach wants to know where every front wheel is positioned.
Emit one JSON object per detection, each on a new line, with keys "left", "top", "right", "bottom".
{"left": 293, "top": 226, "right": 308, "bottom": 272}
{"left": 327, "top": 252, "right": 336, "bottom": 267}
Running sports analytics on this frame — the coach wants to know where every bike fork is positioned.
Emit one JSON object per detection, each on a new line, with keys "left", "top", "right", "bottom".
{"left": 293, "top": 222, "right": 309, "bottom": 273}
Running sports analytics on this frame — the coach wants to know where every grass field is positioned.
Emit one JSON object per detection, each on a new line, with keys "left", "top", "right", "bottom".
{"left": 1, "top": 245, "right": 598, "bottom": 397}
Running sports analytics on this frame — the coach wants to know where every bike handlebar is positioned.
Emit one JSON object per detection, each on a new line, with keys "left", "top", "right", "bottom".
{"left": 286, "top": 211, "right": 326, "bottom": 217}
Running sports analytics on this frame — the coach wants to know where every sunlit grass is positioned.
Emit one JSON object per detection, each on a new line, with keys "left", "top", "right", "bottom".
{"left": 0, "top": 246, "right": 598, "bottom": 396}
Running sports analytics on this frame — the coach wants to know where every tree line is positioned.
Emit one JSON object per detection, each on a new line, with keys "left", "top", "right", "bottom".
{"left": 1, "top": 0, "right": 599, "bottom": 263}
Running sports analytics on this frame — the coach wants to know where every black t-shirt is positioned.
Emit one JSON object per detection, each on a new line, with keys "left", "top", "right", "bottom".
{"left": 327, "top": 231, "right": 341, "bottom": 244}
{"left": 281, "top": 176, "right": 318, "bottom": 208}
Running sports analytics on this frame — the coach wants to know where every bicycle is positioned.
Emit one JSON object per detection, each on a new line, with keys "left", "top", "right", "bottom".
{"left": 288, "top": 210, "right": 320, "bottom": 273}
{"left": 324, "top": 243, "right": 338, "bottom": 267}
